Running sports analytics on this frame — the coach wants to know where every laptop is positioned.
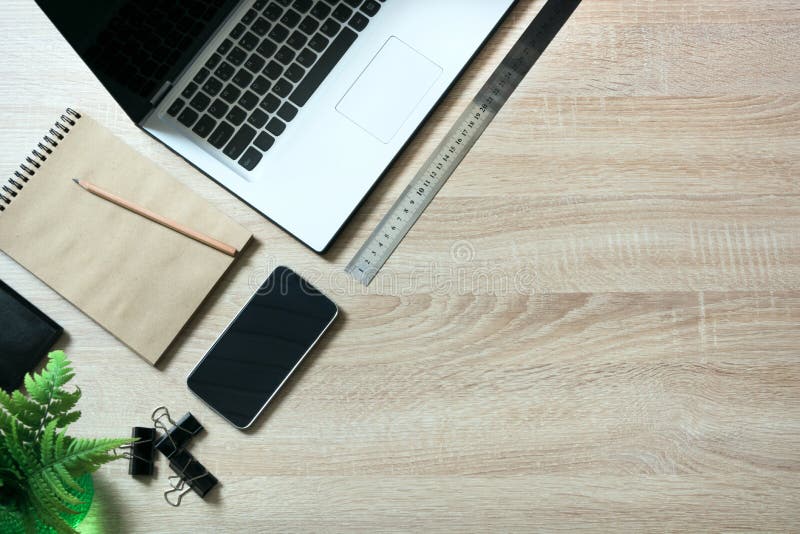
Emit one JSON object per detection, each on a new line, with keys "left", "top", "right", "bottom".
{"left": 36, "top": 0, "right": 515, "bottom": 252}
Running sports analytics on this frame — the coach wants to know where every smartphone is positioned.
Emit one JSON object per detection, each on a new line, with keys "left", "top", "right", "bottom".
{"left": 187, "top": 266, "right": 338, "bottom": 429}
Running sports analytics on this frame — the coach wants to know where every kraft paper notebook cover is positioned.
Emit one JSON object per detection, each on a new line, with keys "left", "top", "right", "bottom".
{"left": 0, "top": 109, "right": 252, "bottom": 365}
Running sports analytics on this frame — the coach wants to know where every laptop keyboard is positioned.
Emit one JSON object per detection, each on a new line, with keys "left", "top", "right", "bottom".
{"left": 166, "top": 0, "right": 386, "bottom": 172}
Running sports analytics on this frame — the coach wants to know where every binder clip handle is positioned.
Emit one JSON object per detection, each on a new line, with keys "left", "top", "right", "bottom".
{"left": 164, "top": 449, "right": 218, "bottom": 506}
{"left": 152, "top": 406, "right": 204, "bottom": 459}
{"left": 164, "top": 479, "right": 192, "bottom": 507}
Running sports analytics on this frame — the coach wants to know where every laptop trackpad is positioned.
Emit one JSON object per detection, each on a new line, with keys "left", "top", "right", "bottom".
{"left": 337, "top": 37, "right": 442, "bottom": 144}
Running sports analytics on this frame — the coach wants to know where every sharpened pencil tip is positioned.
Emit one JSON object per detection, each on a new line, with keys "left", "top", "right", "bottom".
{"left": 72, "top": 178, "right": 80, "bottom": 185}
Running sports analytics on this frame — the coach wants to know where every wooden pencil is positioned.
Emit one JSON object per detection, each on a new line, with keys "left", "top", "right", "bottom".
{"left": 72, "top": 178, "right": 238, "bottom": 257}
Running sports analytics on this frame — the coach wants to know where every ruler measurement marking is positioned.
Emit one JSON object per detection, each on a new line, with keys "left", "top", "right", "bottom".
{"left": 346, "top": 0, "right": 581, "bottom": 286}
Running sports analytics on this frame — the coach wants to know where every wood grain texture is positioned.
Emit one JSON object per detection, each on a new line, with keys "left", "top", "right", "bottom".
{"left": 1, "top": 0, "right": 799, "bottom": 531}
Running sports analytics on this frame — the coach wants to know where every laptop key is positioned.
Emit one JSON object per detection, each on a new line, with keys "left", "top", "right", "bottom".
{"left": 245, "top": 54, "right": 266, "bottom": 73}
{"left": 251, "top": 75, "right": 272, "bottom": 95}
{"left": 193, "top": 67, "right": 211, "bottom": 84}
{"left": 254, "top": 131, "right": 275, "bottom": 151}
{"left": 217, "top": 39, "right": 233, "bottom": 55}
{"left": 260, "top": 94, "right": 281, "bottom": 113}
{"left": 300, "top": 15, "right": 320, "bottom": 34}
{"left": 252, "top": 17, "right": 271, "bottom": 36}
{"left": 242, "top": 9, "right": 258, "bottom": 25}
{"left": 257, "top": 39, "right": 278, "bottom": 58}
{"left": 224, "top": 125, "right": 257, "bottom": 160}
{"left": 181, "top": 82, "right": 199, "bottom": 99}
{"left": 308, "top": 33, "right": 329, "bottom": 53}
{"left": 240, "top": 32, "right": 259, "bottom": 51}
{"left": 248, "top": 109, "right": 269, "bottom": 128}
{"left": 287, "top": 31, "right": 308, "bottom": 50}
{"left": 349, "top": 12, "right": 368, "bottom": 31}
{"left": 277, "top": 102, "right": 298, "bottom": 122}
{"left": 311, "top": 3, "right": 331, "bottom": 19}
{"left": 177, "top": 108, "right": 199, "bottom": 128}
{"left": 361, "top": 0, "right": 380, "bottom": 16}
{"left": 233, "top": 69, "right": 254, "bottom": 88}
{"left": 264, "top": 3, "right": 283, "bottom": 21}
{"left": 273, "top": 78, "right": 293, "bottom": 97}
{"left": 203, "top": 77, "right": 223, "bottom": 96}
{"left": 293, "top": 0, "right": 313, "bottom": 13}
{"left": 269, "top": 24, "right": 290, "bottom": 43}
{"left": 263, "top": 60, "right": 284, "bottom": 80}
{"left": 239, "top": 147, "right": 263, "bottom": 171}
{"left": 275, "top": 46, "right": 296, "bottom": 65}
{"left": 285, "top": 63, "right": 304, "bottom": 82}
{"left": 228, "top": 47, "right": 247, "bottom": 66}
{"left": 296, "top": 48, "right": 317, "bottom": 68}
{"left": 221, "top": 84, "right": 242, "bottom": 104}
{"left": 320, "top": 19, "right": 341, "bottom": 38}
{"left": 189, "top": 92, "right": 211, "bottom": 112}
{"left": 344, "top": 0, "right": 362, "bottom": 7}
{"left": 192, "top": 115, "right": 217, "bottom": 138}
{"left": 215, "top": 62, "right": 235, "bottom": 81}
{"left": 208, "top": 99, "right": 229, "bottom": 119}
{"left": 227, "top": 106, "right": 247, "bottom": 126}
{"left": 209, "top": 122, "right": 235, "bottom": 149}
{"left": 280, "top": 9, "right": 301, "bottom": 27}
{"left": 231, "top": 23, "right": 246, "bottom": 39}
{"left": 266, "top": 117, "right": 286, "bottom": 136}
{"left": 332, "top": 5, "right": 353, "bottom": 23}
{"left": 205, "top": 53, "right": 222, "bottom": 69}
{"left": 240, "top": 91, "right": 260, "bottom": 110}
{"left": 167, "top": 98, "right": 184, "bottom": 117}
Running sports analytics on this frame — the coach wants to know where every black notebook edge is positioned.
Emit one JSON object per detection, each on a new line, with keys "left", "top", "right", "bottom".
{"left": 0, "top": 279, "right": 63, "bottom": 391}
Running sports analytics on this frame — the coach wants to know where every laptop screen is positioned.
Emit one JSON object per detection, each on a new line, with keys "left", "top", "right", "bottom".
{"left": 36, "top": 0, "right": 238, "bottom": 123}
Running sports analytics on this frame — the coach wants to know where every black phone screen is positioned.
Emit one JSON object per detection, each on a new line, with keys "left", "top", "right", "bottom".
{"left": 187, "top": 266, "right": 337, "bottom": 429}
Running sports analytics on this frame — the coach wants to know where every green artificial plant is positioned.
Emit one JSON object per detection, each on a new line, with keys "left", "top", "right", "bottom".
{"left": 0, "top": 351, "right": 133, "bottom": 533}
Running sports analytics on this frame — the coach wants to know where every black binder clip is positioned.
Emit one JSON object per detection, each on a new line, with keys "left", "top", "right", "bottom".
{"left": 164, "top": 449, "right": 218, "bottom": 507}
{"left": 120, "top": 427, "right": 156, "bottom": 476}
{"left": 151, "top": 406, "right": 204, "bottom": 459}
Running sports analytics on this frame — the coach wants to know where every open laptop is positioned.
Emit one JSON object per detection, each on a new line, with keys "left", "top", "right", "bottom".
{"left": 36, "top": 0, "right": 515, "bottom": 252}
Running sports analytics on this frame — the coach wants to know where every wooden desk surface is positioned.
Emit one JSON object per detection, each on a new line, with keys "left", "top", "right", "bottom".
{"left": 2, "top": 1, "right": 799, "bottom": 531}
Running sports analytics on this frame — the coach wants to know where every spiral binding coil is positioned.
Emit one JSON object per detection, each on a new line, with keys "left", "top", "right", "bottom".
{"left": 0, "top": 108, "right": 82, "bottom": 211}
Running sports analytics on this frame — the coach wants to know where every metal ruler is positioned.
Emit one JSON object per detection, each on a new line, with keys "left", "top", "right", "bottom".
{"left": 345, "top": 0, "right": 582, "bottom": 286}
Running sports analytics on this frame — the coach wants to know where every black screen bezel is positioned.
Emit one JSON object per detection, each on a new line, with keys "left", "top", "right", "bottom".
{"left": 35, "top": 0, "right": 240, "bottom": 124}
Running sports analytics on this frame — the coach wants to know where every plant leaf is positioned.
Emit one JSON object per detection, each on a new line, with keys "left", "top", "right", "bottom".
{"left": 26, "top": 476, "right": 77, "bottom": 533}
{"left": 0, "top": 443, "right": 19, "bottom": 479}
{"left": 39, "top": 469, "right": 84, "bottom": 507}
{"left": 54, "top": 410, "right": 81, "bottom": 430}
{"left": 28, "top": 474, "right": 73, "bottom": 515}
{"left": 0, "top": 388, "right": 15, "bottom": 436}
{"left": 31, "top": 351, "right": 78, "bottom": 443}
{"left": 4, "top": 422, "right": 37, "bottom": 475}
{"left": 53, "top": 463, "right": 83, "bottom": 494}
{"left": 4, "top": 392, "right": 40, "bottom": 444}
{"left": 58, "top": 437, "right": 132, "bottom": 475}
{"left": 37, "top": 422, "right": 85, "bottom": 504}
{"left": 2, "top": 352, "right": 131, "bottom": 534}
{"left": 0, "top": 503, "right": 25, "bottom": 533}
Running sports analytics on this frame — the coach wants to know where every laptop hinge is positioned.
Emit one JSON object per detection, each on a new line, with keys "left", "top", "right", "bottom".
{"left": 150, "top": 81, "right": 174, "bottom": 108}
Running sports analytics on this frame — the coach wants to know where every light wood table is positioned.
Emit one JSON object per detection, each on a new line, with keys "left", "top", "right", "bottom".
{"left": 2, "top": 1, "right": 799, "bottom": 531}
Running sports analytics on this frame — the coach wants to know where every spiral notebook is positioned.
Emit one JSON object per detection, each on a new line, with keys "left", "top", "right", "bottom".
{"left": 0, "top": 109, "right": 252, "bottom": 365}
